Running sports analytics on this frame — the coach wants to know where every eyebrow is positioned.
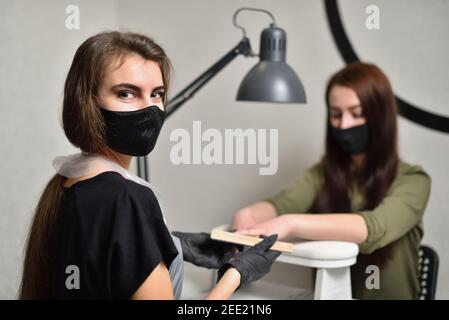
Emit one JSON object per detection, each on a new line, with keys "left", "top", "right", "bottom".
{"left": 111, "top": 83, "right": 165, "bottom": 92}
{"left": 329, "top": 104, "right": 362, "bottom": 111}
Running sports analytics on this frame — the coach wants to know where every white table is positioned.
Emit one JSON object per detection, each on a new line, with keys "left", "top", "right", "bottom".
{"left": 213, "top": 224, "right": 359, "bottom": 300}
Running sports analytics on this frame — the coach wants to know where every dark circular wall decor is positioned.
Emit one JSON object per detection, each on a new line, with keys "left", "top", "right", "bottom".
{"left": 324, "top": 0, "right": 449, "bottom": 133}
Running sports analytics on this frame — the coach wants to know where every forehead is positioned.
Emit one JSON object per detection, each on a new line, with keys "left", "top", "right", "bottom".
{"left": 328, "top": 85, "right": 360, "bottom": 109}
{"left": 102, "top": 54, "right": 163, "bottom": 89}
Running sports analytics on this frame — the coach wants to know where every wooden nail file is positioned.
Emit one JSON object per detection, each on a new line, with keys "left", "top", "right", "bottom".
{"left": 210, "top": 229, "right": 294, "bottom": 253}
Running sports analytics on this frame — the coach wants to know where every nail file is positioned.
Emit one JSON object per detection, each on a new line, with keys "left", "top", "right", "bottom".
{"left": 210, "top": 229, "right": 294, "bottom": 253}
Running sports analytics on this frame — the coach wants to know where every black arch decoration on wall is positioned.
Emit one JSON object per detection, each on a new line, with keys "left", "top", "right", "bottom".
{"left": 324, "top": 0, "right": 449, "bottom": 134}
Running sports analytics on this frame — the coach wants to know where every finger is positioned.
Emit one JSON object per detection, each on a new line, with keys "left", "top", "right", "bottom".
{"left": 265, "top": 249, "right": 282, "bottom": 260}
{"left": 255, "top": 234, "right": 278, "bottom": 251}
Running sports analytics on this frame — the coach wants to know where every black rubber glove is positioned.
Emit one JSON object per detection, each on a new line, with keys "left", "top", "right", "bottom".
{"left": 217, "top": 234, "right": 281, "bottom": 287}
{"left": 172, "top": 231, "right": 242, "bottom": 269}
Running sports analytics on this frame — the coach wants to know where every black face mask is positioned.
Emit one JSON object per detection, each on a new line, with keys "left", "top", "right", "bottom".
{"left": 100, "top": 105, "right": 165, "bottom": 157}
{"left": 330, "top": 123, "right": 369, "bottom": 155}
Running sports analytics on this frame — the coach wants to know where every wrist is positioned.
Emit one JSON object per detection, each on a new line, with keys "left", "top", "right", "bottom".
{"left": 226, "top": 267, "right": 242, "bottom": 284}
{"left": 282, "top": 214, "right": 301, "bottom": 238}
{"left": 227, "top": 267, "right": 242, "bottom": 291}
{"left": 217, "top": 265, "right": 242, "bottom": 290}
{"left": 208, "top": 266, "right": 242, "bottom": 299}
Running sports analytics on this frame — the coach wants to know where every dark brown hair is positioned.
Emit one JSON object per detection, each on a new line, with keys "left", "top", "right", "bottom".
{"left": 19, "top": 31, "right": 171, "bottom": 299}
{"left": 311, "top": 62, "right": 398, "bottom": 262}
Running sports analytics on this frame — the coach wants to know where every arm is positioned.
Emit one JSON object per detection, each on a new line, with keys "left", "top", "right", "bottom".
{"left": 132, "top": 261, "right": 174, "bottom": 299}
{"left": 232, "top": 163, "right": 323, "bottom": 230}
{"left": 290, "top": 213, "right": 368, "bottom": 243}
{"left": 132, "top": 236, "right": 280, "bottom": 300}
{"left": 206, "top": 268, "right": 241, "bottom": 300}
{"left": 131, "top": 261, "right": 240, "bottom": 300}
{"left": 231, "top": 201, "right": 277, "bottom": 230}
{"left": 356, "top": 167, "right": 431, "bottom": 253}
{"left": 239, "top": 165, "right": 431, "bottom": 248}
{"left": 238, "top": 213, "right": 368, "bottom": 243}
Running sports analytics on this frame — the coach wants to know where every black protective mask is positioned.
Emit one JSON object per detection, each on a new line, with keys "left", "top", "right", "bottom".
{"left": 331, "top": 123, "right": 369, "bottom": 155}
{"left": 100, "top": 105, "right": 165, "bottom": 157}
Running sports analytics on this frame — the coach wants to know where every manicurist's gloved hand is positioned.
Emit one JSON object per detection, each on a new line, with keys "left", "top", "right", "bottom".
{"left": 217, "top": 234, "right": 281, "bottom": 287}
{"left": 172, "top": 231, "right": 242, "bottom": 269}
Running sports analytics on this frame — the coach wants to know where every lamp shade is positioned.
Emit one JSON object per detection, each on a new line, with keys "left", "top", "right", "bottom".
{"left": 236, "top": 24, "right": 306, "bottom": 103}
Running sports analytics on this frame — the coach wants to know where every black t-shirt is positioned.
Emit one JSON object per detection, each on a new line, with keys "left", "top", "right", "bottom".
{"left": 51, "top": 171, "right": 178, "bottom": 299}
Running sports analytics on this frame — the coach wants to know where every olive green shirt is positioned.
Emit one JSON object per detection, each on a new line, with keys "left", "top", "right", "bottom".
{"left": 264, "top": 160, "right": 431, "bottom": 300}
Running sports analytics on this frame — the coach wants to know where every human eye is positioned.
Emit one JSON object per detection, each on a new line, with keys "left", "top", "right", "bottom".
{"left": 352, "top": 108, "right": 364, "bottom": 118}
{"left": 117, "top": 90, "right": 136, "bottom": 100}
{"left": 329, "top": 109, "right": 341, "bottom": 118}
{"left": 151, "top": 90, "right": 165, "bottom": 100}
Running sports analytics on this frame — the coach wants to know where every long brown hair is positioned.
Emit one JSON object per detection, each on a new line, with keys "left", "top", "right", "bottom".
{"left": 19, "top": 31, "right": 172, "bottom": 299}
{"left": 311, "top": 62, "right": 398, "bottom": 261}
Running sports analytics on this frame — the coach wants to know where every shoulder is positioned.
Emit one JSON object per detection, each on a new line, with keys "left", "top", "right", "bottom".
{"left": 66, "top": 171, "right": 163, "bottom": 221}
{"left": 289, "top": 160, "right": 325, "bottom": 191}
{"left": 390, "top": 159, "right": 431, "bottom": 195}
{"left": 396, "top": 159, "right": 431, "bottom": 183}
{"left": 303, "top": 159, "right": 326, "bottom": 180}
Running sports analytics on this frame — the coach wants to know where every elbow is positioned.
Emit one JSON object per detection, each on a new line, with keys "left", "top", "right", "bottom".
{"left": 353, "top": 215, "right": 369, "bottom": 244}
{"left": 358, "top": 244, "right": 377, "bottom": 255}
{"left": 358, "top": 223, "right": 369, "bottom": 244}
{"left": 357, "top": 230, "right": 385, "bottom": 255}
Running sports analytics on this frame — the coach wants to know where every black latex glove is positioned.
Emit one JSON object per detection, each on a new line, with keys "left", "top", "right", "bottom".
{"left": 172, "top": 231, "right": 242, "bottom": 269}
{"left": 217, "top": 234, "right": 281, "bottom": 287}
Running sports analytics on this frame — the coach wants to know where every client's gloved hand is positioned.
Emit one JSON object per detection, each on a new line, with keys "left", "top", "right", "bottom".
{"left": 217, "top": 234, "right": 281, "bottom": 287}
{"left": 172, "top": 231, "right": 242, "bottom": 269}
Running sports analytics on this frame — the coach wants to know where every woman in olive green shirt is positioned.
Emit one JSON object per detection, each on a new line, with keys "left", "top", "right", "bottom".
{"left": 232, "top": 62, "right": 431, "bottom": 300}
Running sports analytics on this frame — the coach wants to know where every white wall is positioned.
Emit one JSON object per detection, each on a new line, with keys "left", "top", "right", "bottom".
{"left": 0, "top": 0, "right": 447, "bottom": 299}
{"left": 0, "top": 0, "right": 120, "bottom": 299}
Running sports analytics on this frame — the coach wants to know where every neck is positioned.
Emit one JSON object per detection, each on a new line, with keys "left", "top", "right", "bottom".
{"left": 116, "top": 154, "right": 132, "bottom": 170}
{"left": 101, "top": 148, "right": 132, "bottom": 170}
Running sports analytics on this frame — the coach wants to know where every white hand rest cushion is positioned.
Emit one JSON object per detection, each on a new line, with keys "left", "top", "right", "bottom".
{"left": 212, "top": 224, "right": 358, "bottom": 261}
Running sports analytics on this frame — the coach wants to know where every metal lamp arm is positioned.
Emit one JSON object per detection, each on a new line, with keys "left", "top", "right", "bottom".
{"left": 165, "top": 37, "right": 252, "bottom": 118}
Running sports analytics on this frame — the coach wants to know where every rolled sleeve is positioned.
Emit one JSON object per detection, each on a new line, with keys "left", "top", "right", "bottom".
{"left": 357, "top": 166, "right": 431, "bottom": 254}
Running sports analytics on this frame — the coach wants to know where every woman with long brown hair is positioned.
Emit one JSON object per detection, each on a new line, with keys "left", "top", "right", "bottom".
{"left": 20, "top": 31, "right": 280, "bottom": 300}
{"left": 232, "top": 62, "right": 432, "bottom": 299}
